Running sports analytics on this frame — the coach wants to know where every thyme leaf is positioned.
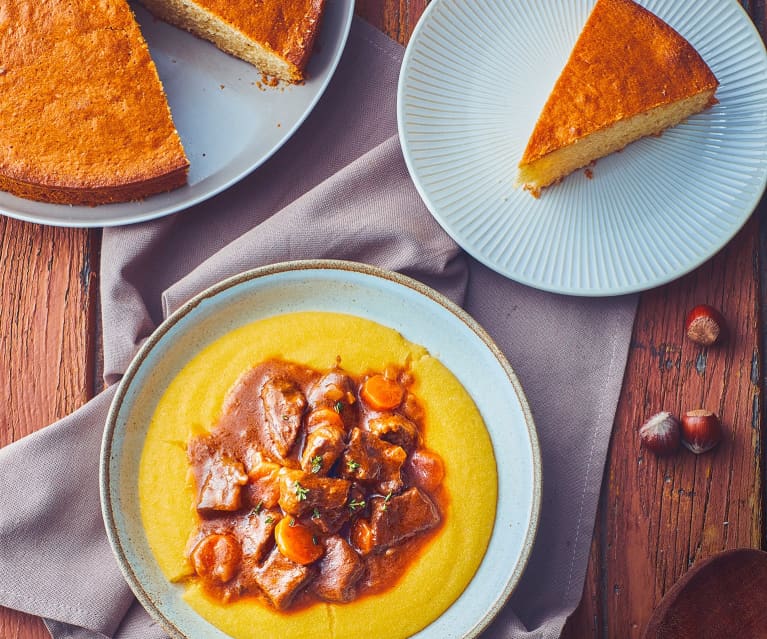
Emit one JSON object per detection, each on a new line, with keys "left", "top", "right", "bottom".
{"left": 294, "top": 481, "right": 309, "bottom": 502}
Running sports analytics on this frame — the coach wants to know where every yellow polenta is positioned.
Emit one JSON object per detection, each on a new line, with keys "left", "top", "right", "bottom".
{"left": 139, "top": 311, "right": 497, "bottom": 639}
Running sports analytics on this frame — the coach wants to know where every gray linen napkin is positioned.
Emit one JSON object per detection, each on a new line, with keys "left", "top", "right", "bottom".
{"left": 0, "top": 18, "right": 637, "bottom": 639}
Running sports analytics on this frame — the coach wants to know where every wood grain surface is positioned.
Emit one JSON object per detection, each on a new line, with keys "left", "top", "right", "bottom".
{"left": 0, "top": 222, "right": 98, "bottom": 636}
{"left": 561, "top": 213, "right": 764, "bottom": 638}
{"left": 0, "top": 1, "right": 764, "bottom": 638}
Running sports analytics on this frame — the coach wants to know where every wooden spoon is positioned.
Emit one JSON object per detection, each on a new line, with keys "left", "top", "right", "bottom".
{"left": 643, "top": 548, "right": 767, "bottom": 638}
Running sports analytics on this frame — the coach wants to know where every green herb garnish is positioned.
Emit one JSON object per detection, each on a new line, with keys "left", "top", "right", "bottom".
{"left": 294, "top": 481, "right": 309, "bottom": 502}
{"left": 348, "top": 498, "right": 366, "bottom": 512}
{"left": 346, "top": 459, "right": 361, "bottom": 472}
{"left": 310, "top": 456, "right": 323, "bottom": 474}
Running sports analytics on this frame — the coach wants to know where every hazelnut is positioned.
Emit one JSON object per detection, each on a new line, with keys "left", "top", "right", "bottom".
{"left": 685, "top": 304, "right": 727, "bottom": 346}
{"left": 639, "top": 411, "right": 681, "bottom": 456}
{"left": 680, "top": 409, "right": 722, "bottom": 454}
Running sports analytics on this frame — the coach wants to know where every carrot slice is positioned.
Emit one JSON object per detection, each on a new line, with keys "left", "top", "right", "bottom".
{"left": 274, "top": 517, "right": 324, "bottom": 565}
{"left": 350, "top": 519, "right": 374, "bottom": 555}
{"left": 360, "top": 374, "right": 404, "bottom": 411}
{"left": 190, "top": 533, "right": 241, "bottom": 583}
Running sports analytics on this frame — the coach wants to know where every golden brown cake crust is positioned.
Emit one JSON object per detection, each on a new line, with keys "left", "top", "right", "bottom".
{"left": 202, "top": 0, "right": 326, "bottom": 76}
{"left": 0, "top": 0, "right": 188, "bottom": 206}
{"left": 520, "top": 0, "right": 719, "bottom": 164}
{"left": 139, "top": 0, "right": 327, "bottom": 83}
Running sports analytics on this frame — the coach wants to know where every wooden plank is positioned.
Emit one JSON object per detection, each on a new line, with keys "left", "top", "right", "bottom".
{"left": 0, "top": 222, "right": 97, "bottom": 444}
{"left": 0, "top": 608, "right": 50, "bottom": 639}
{"left": 563, "top": 211, "right": 763, "bottom": 638}
{"left": 0, "top": 220, "right": 97, "bottom": 636}
{"left": 356, "top": 0, "right": 429, "bottom": 44}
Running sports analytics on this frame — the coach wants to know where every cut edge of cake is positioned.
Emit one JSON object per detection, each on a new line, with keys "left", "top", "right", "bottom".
{"left": 516, "top": 90, "right": 717, "bottom": 198}
{"left": 138, "top": 0, "right": 326, "bottom": 83}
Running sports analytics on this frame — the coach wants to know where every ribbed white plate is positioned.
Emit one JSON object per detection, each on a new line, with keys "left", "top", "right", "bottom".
{"left": 398, "top": 0, "right": 767, "bottom": 296}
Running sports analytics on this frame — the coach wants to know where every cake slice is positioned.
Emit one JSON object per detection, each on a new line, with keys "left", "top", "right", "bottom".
{"left": 0, "top": 0, "right": 189, "bottom": 206}
{"left": 516, "top": 0, "right": 718, "bottom": 197}
{"left": 137, "top": 0, "right": 327, "bottom": 83}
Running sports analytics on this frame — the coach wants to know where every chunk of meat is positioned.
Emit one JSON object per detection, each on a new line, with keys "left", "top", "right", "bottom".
{"left": 261, "top": 377, "right": 306, "bottom": 458}
{"left": 250, "top": 547, "right": 315, "bottom": 610}
{"left": 311, "top": 535, "right": 365, "bottom": 602}
{"left": 243, "top": 451, "right": 282, "bottom": 508}
{"left": 405, "top": 448, "right": 445, "bottom": 494}
{"left": 278, "top": 470, "right": 351, "bottom": 517}
{"left": 341, "top": 428, "right": 406, "bottom": 494}
{"left": 400, "top": 391, "right": 425, "bottom": 423}
{"left": 367, "top": 413, "right": 419, "bottom": 450}
{"left": 308, "top": 504, "right": 350, "bottom": 535}
{"left": 307, "top": 370, "right": 354, "bottom": 408}
{"left": 190, "top": 533, "right": 242, "bottom": 583}
{"left": 195, "top": 452, "right": 248, "bottom": 512}
{"left": 300, "top": 424, "right": 345, "bottom": 476}
{"left": 369, "top": 487, "right": 440, "bottom": 550}
{"left": 305, "top": 407, "right": 346, "bottom": 434}
{"left": 234, "top": 508, "right": 281, "bottom": 561}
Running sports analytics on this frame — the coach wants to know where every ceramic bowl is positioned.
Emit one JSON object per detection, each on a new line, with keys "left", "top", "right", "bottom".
{"left": 100, "top": 259, "right": 542, "bottom": 638}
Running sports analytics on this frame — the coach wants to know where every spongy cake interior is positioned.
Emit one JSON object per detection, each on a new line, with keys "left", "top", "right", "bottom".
{"left": 137, "top": 0, "right": 321, "bottom": 82}
{"left": 516, "top": 90, "right": 715, "bottom": 192}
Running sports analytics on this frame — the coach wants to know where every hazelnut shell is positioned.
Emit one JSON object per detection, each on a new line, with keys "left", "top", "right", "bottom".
{"left": 639, "top": 411, "right": 681, "bottom": 456}
{"left": 680, "top": 409, "right": 722, "bottom": 454}
{"left": 685, "top": 304, "right": 727, "bottom": 346}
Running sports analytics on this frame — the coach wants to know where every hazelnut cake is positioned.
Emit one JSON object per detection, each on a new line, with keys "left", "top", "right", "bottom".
{"left": 516, "top": 0, "right": 719, "bottom": 197}
{"left": 0, "top": 0, "right": 189, "bottom": 206}
{"left": 0, "top": 0, "right": 327, "bottom": 207}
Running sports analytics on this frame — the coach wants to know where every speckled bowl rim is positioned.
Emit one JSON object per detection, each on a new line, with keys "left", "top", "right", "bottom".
{"left": 100, "top": 259, "right": 542, "bottom": 638}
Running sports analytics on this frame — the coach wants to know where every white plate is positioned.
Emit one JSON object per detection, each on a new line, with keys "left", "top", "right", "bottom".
{"left": 100, "top": 260, "right": 542, "bottom": 639}
{"left": 0, "top": 1, "right": 353, "bottom": 228}
{"left": 398, "top": 0, "right": 767, "bottom": 296}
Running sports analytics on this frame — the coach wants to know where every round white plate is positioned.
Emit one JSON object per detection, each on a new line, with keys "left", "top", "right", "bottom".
{"left": 100, "top": 260, "right": 541, "bottom": 639}
{"left": 0, "top": 0, "right": 353, "bottom": 228}
{"left": 398, "top": 0, "right": 767, "bottom": 296}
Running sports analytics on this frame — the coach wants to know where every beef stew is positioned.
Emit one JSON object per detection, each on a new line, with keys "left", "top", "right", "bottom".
{"left": 186, "top": 358, "right": 446, "bottom": 611}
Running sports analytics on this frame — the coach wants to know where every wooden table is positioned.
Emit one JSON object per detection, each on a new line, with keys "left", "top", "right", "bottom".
{"left": 1, "top": 1, "right": 764, "bottom": 637}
